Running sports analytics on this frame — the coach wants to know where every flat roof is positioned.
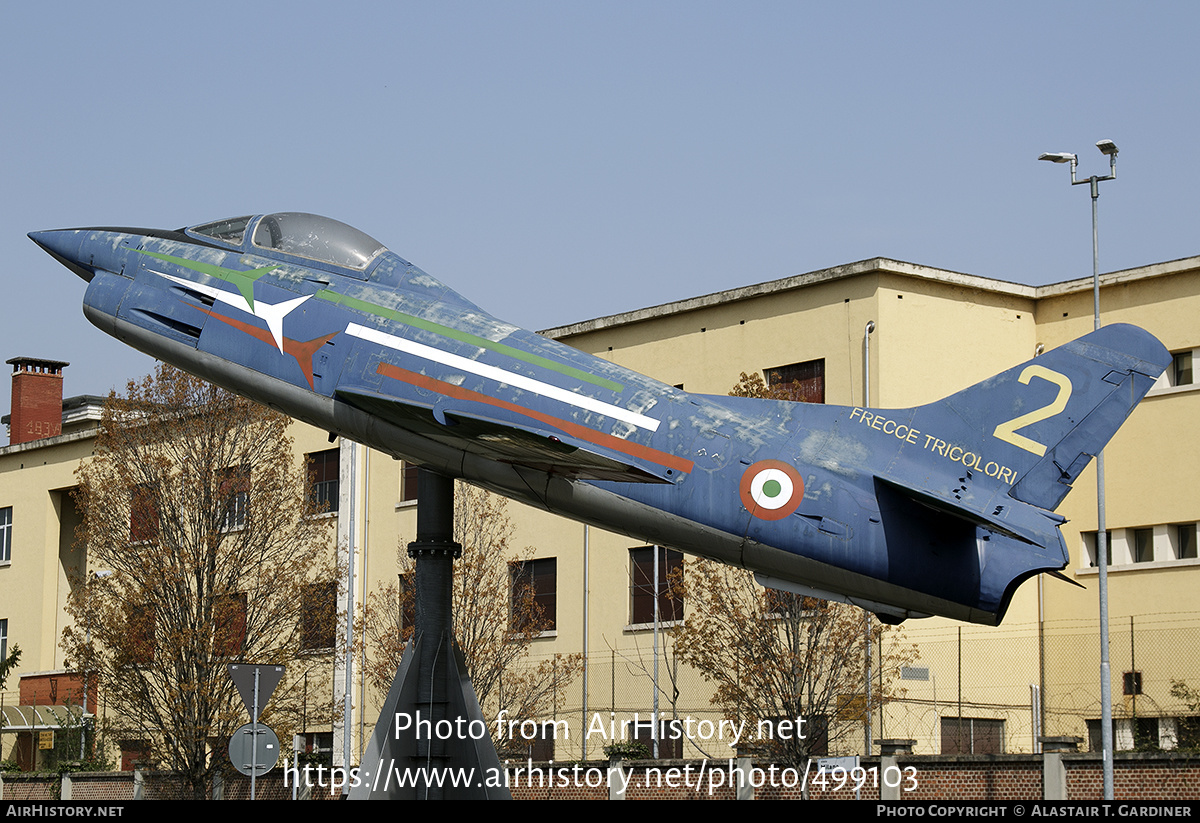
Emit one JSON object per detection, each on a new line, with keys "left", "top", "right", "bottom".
{"left": 541, "top": 254, "right": 1200, "bottom": 338}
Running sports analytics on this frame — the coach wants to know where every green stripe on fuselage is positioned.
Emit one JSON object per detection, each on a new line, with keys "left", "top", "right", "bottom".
{"left": 136, "top": 249, "right": 277, "bottom": 310}
{"left": 316, "top": 291, "right": 624, "bottom": 393}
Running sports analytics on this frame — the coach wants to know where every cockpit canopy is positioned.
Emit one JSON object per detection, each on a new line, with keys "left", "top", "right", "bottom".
{"left": 190, "top": 212, "right": 387, "bottom": 270}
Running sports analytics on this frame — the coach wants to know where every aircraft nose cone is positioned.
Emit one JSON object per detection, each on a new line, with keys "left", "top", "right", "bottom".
{"left": 28, "top": 229, "right": 93, "bottom": 282}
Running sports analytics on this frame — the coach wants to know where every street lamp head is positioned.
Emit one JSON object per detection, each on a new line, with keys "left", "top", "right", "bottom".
{"left": 1096, "top": 139, "right": 1119, "bottom": 157}
{"left": 1038, "top": 152, "right": 1077, "bottom": 164}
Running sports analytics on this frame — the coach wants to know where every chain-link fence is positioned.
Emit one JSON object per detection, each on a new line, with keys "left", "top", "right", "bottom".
{"left": 504, "top": 646, "right": 726, "bottom": 761}
{"left": 880, "top": 621, "right": 1041, "bottom": 754}
{"left": 16, "top": 615, "right": 1188, "bottom": 767}
{"left": 516, "top": 613, "right": 1200, "bottom": 759}
{"left": 869, "top": 614, "right": 1200, "bottom": 756}
{"left": 1042, "top": 614, "right": 1200, "bottom": 749}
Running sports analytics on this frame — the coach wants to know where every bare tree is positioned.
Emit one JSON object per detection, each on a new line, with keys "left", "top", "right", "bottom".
{"left": 673, "top": 560, "right": 914, "bottom": 765}
{"left": 359, "top": 481, "right": 581, "bottom": 756}
{"left": 604, "top": 555, "right": 697, "bottom": 758}
{"left": 62, "top": 365, "right": 334, "bottom": 798}
{"left": 669, "top": 369, "right": 917, "bottom": 766}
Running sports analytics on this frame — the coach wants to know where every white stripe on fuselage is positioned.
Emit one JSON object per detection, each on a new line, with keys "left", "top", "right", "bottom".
{"left": 154, "top": 271, "right": 310, "bottom": 353}
{"left": 345, "top": 322, "right": 660, "bottom": 433}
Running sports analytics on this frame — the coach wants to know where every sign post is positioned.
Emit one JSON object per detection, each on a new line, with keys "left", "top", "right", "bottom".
{"left": 227, "top": 664, "right": 285, "bottom": 799}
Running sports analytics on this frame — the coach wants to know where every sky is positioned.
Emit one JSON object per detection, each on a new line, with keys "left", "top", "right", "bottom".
{"left": 3, "top": 1, "right": 1199, "bottom": 417}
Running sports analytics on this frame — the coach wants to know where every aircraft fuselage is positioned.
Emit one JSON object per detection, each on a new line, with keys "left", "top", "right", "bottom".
{"left": 30, "top": 214, "right": 1170, "bottom": 625}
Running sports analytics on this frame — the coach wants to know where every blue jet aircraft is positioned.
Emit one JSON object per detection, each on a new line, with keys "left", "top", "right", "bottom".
{"left": 29, "top": 213, "right": 1171, "bottom": 625}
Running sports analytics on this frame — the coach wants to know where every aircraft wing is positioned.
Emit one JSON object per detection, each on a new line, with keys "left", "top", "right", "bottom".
{"left": 335, "top": 376, "right": 682, "bottom": 484}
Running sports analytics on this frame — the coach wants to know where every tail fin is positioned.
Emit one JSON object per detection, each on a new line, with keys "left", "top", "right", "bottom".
{"left": 909, "top": 323, "right": 1169, "bottom": 511}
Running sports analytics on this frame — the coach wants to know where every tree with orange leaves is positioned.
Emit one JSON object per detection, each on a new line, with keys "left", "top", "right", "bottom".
{"left": 671, "top": 371, "right": 916, "bottom": 766}
{"left": 63, "top": 365, "right": 334, "bottom": 799}
{"left": 358, "top": 481, "right": 580, "bottom": 758}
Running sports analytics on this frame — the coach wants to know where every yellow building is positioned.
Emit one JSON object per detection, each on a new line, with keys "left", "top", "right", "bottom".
{"left": 1, "top": 254, "right": 1197, "bottom": 771}
{"left": 540, "top": 254, "right": 1200, "bottom": 757}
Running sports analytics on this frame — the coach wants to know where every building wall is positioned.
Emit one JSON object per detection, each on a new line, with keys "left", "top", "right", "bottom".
{"left": 0, "top": 433, "right": 93, "bottom": 676}
{"left": 1029, "top": 263, "right": 1200, "bottom": 744}
{"left": 542, "top": 255, "right": 1200, "bottom": 756}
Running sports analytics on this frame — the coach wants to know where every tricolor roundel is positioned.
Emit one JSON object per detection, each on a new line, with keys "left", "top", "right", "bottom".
{"left": 739, "top": 460, "right": 804, "bottom": 521}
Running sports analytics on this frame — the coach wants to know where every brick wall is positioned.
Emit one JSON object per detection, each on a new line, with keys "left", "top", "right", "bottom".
{"left": 4, "top": 754, "right": 1199, "bottom": 800}
{"left": 8, "top": 359, "right": 66, "bottom": 445}
{"left": 900, "top": 756, "right": 1044, "bottom": 800}
{"left": 1066, "top": 754, "right": 1200, "bottom": 801}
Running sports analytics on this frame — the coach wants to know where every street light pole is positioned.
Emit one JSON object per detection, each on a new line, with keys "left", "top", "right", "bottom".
{"left": 1039, "top": 139, "right": 1119, "bottom": 801}
{"left": 863, "top": 320, "right": 875, "bottom": 756}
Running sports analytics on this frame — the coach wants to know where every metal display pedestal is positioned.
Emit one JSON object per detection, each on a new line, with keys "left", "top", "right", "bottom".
{"left": 350, "top": 470, "right": 510, "bottom": 800}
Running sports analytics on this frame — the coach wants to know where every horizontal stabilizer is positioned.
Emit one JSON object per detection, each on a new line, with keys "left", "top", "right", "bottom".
{"left": 874, "top": 474, "right": 1054, "bottom": 547}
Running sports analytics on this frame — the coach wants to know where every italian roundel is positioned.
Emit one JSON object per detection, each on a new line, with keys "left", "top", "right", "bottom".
{"left": 739, "top": 460, "right": 804, "bottom": 521}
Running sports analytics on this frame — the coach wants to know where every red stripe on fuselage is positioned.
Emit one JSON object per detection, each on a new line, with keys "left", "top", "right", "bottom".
{"left": 376, "top": 362, "right": 694, "bottom": 476}
{"left": 192, "top": 305, "right": 336, "bottom": 390}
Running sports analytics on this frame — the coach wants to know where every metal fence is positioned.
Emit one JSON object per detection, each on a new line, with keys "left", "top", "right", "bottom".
{"left": 499, "top": 646, "right": 727, "bottom": 762}
{"left": 517, "top": 612, "right": 1200, "bottom": 760}
{"left": 8, "top": 613, "right": 1199, "bottom": 768}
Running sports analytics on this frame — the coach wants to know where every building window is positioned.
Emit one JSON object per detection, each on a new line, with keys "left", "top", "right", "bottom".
{"left": 119, "top": 740, "right": 151, "bottom": 772}
{"left": 629, "top": 547, "right": 683, "bottom": 626}
{"left": 213, "top": 593, "right": 247, "bottom": 656}
{"left": 218, "top": 466, "right": 250, "bottom": 530}
{"left": 765, "top": 358, "right": 825, "bottom": 403}
{"left": 1124, "top": 671, "right": 1143, "bottom": 696}
{"left": 0, "top": 507, "right": 9, "bottom": 564}
{"left": 1176, "top": 717, "right": 1200, "bottom": 749}
{"left": 1173, "top": 350, "right": 1193, "bottom": 387}
{"left": 510, "top": 558, "right": 557, "bottom": 632}
{"left": 307, "top": 449, "right": 339, "bottom": 513}
{"left": 301, "top": 581, "right": 337, "bottom": 651}
{"left": 1134, "top": 718, "right": 1160, "bottom": 749}
{"left": 625, "top": 717, "right": 683, "bottom": 759}
{"left": 130, "top": 485, "right": 159, "bottom": 543}
{"left": 1088, "top": 718, "right": 1164, "bottom": 751}
{"left": 1083, "top": 531, "right": 1112, "bottom": 567}
{"left": 0, "top": 618, "right": 7, "bottom": 664}
{"left": 1133, "top": 528, "right": 1155, "bottom": 563}
{"left": 1086, "top": 526, "right": 1200, "bottom": 567}
{"left": 400, "top": 462, "right": 419, "bottom": 503}
{"left": 300, "top": 731, "right": 333, "bottom": 768}
{"left": 1174, "top": 524, "right": 1197, "bottom": 560}
{"left": 512, "top": 722, "right": 556, "bottom": 762}
{"left": 806, "top": 715, "right": 830, "bottom": 756}
{"left": 941, "top": 717, "right": 1004, "bottom": 754}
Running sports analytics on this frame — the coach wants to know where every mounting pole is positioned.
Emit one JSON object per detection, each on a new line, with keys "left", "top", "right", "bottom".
{"left": 409, "top": 470, "right": 459, "bottom": 799}
{"left": 349, "top": 469, "right": 510, "bottom": 799}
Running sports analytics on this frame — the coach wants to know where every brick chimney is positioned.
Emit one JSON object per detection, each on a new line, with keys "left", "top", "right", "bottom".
{"left": 8, "top": 357, "right": 69, "bottom": 445}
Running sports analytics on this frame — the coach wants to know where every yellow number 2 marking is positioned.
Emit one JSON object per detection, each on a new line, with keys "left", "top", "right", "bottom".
{"left": 992, "top": 365, "right": 1073, "bottom": 457}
